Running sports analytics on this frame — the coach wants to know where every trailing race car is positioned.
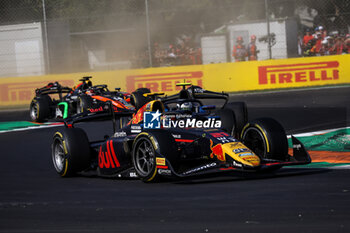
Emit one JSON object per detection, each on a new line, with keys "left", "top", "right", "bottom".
{"left": 29, "top": 81, "right": 73, "bottom": 122}
{"left": 51, "top": 95, "right": 311, "bottom": 182}
{"left": 29, "top": 76, "right": 150, "bottom": 122}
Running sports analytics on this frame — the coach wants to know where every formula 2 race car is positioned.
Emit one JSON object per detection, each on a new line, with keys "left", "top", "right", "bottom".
{"left": 30, "top": 76, "right": 150, "bottom": 122}
{"left": 51, "top": 98, "right": 311, "bottom": 183}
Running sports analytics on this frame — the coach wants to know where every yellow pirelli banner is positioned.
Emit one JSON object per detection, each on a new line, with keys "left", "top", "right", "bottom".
{"left": 1, "top": 54, "right": 350, "bottom": 108}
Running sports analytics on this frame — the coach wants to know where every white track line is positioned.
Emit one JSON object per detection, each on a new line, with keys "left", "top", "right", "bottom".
{"left": 0, "top": 123, "right": 63, "bottom": 134}
{"left": 330, "top": 165, "right": 350, "bottom": 169}
{"left": 287, "top": 126, "right": 350, "bottom": 138}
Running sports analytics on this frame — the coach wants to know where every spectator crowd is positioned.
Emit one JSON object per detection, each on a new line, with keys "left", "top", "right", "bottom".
{"left": 130, "top": 36, "right": 202, "bottom": 68}
{"left": 301, "top": 26, "right": 350, "bottom": 56}
{"left": 130, "top": 25, "right": 350, "bottom": 68}
{"left": 152, "top": 36, "right": 202, "bottom": 67}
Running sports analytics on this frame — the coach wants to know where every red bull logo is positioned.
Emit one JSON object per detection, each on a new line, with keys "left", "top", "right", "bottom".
{"left": 88, "top": 106, "right": 104, "bottom": 113}
{"left": 209, "top": 139, "right": 225, "bottom": 161}
{"left": 98, "top": 140, "right": 120, "bottom": 168}
{"left": 88, "top": 105, "right": 121, "bottom": 113}
{"left": 130, "top": 104, "right": 147, "bottom": 124}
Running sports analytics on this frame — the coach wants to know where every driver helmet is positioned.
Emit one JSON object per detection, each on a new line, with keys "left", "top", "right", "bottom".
{"left": 178, "top": 102, "right": 193, "bottom": 111}
{"left": 86, "top": 89, "right": 95, "bottom": 96}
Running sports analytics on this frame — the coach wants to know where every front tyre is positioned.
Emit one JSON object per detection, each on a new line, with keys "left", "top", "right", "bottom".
{"left": 130, "top": 91, "right": 151, "bottom": 110}
{"left": 131, "top": 131, "right": 179, "bottom": 182}
{"left": 52, "top": 128, "right": 90, "bottom": 177}
{"left": 132, "top": 136, "right": 158, "bottom": 182}
{"left": 241, "top": 118, "right": 288, "bottom": 162}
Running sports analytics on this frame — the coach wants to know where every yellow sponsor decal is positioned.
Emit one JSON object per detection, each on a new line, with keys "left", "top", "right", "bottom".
{"left": 240, "top": 155, "right": 260, "bottom": 167}
{"left": 223, "top": 142, "right": 261, "bottom": 167}
{"left": 156, "top": 157, "right": 166, "bottom": 166}
{"left": 227, "top": 142, "right": 246, "bottom": 149}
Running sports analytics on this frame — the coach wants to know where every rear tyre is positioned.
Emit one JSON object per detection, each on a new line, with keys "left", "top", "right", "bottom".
{"left": 52, "top": 128, "right": 90, "bottom": 177}
{"left": 29, "top": 95, "right": 52, "bottom": 122}
{"left": 77, "top": 95, "right": 93, "bottom": 114}
{"left": 135, "top": 88, "right": 151, "bottom": 94}
{"left": 225, "top": 102, "right": 248, "bottom": 138}
{"left": 241, "top": 118, "right": 288, "bottom": 162}
{"left": 130, "top": 91, "right": 151, "bottom": 110}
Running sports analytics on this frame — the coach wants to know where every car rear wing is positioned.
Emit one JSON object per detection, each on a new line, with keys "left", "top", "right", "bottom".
{"left": 35, "top": 82, "right": 72, "bottom": 100}
{"left": 161, "top": 85, "right": 229, "bottom": 107}
{"left": 191, "top": 90, "right": 229, "bottom": 107}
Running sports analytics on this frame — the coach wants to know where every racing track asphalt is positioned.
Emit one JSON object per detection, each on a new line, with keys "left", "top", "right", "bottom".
{"left": 0, "top": 86, "right": 350, "bottom": 233}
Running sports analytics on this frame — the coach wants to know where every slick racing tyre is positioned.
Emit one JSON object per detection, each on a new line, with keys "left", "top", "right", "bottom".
{"left": 135, "top": 88, "right": 151, "bottom": 94}
{"left": 241, "top": 118, "right": 288, "bottom": 162}
{"left": 132, "top": 130, "right": 178, "bottom": 182}
{"left": 224, "top": 102, "right": 248, "bottom": 139}
{"left": 29, "top": 95, "right": 52, "bottom": 122}
{"left": 77, "top": 95, "right": 94, "bottom": 114}
{"left": 130, "top": 91, "right": 151, "bottom": 110}
{"left": 52, "top": 128, "right": 90, "bottom": 177}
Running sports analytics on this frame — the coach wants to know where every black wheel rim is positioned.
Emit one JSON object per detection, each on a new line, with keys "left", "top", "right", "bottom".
{"left": 242, "top": 127, "right": 267, "bottom": 159}
{"left": 134, "top": 139, "right": 155, "bottom": 176}
{"left": 52, "top": 138, "right": 65, "bottom": 172}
